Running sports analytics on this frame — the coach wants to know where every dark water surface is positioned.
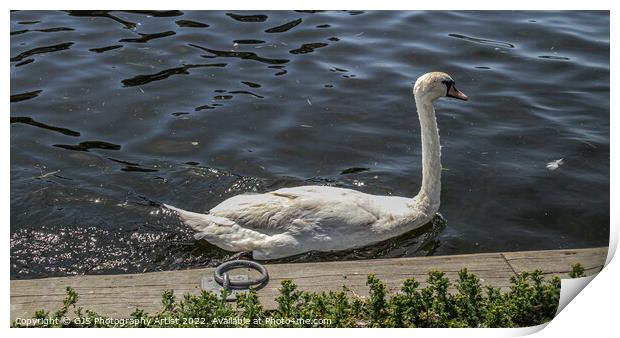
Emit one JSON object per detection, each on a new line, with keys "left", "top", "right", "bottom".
{"left": 10, "top": 10, "right": 610, "bottom": 279}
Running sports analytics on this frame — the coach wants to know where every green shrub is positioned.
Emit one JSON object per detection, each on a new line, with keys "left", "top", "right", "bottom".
{"left": 569, "top": 263, "right": 586, "bottom": 278}
{"left": 13, "top": 265, "right": 588, "bottom": 328}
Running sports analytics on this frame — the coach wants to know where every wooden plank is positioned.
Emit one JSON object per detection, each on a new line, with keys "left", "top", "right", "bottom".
{"left": 10, "top": 247, "right": 607, "bottom": 322}
{"left": 502, "top": 247, "right": 608, "bottom": 278}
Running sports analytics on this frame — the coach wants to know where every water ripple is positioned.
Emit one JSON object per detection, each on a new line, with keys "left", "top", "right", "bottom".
{"left": 124, "top": 10, "right": 183, "bottom": 17}
{"left": 11, "top": 117, "right": 81, "bottom": 137}
{"left": 538, "top": 55, "right": 571, "bottom": 61}
{"left": 119, "top": 31, "right": 176, "bottom": 43}
{"left": 289, "top": 42, "right": 329, "bottom": 54}
{"left": 121, "top": 165, "right": 158, "bottom": 173}
{"left": 226, "top": 12, "right": 268, "bottom": 22}
{"left": 175, "top": 20, "right": 209, "bottom": 28}
{"left": 121, "top": 63, "right": 227, "bottom": 87}
{"left": 241, "top": 81, "right": 261, "bottom": 88}
{"left": 190, "top": 43, "right": 290, "bottom": 64}
{"left": 11, "top": 42, "right": 74, "bottom": 62}
{"left": 67, "top": 10, "right": 137, "bottom": 29}
{"left": 10, "top": 90, "right": 42, "bottom": 103}
{"left": 265, "top": 18, "right": 303, "bottom": 33}
{"left": 448, "top": 33, "right": 515, "bottom": 48}
{"left": 234, "top": 39, "right": 265, "bottom": 44}
{"left": 11, "top": 27, "right": 74, "bottom": 36}
{"left": 89, "top": 45, "right": 123, "bottom": 53}
{"left": 228, "top": 90, "right": 264, "bottom": 98}
{"left": 53, "top": 141, "right": 121, "bottom": 152}
{"left": 14, "top": 59, "right": 34, "bottom": 67}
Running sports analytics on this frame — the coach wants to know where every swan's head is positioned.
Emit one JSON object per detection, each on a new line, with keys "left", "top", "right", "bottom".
{"left": 414, "top": 72, "right": 468, "bottom": 102}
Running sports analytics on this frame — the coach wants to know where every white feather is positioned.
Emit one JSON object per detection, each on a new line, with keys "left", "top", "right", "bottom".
{"left": 546, "top": 158, "right": 564, "bottom": 170}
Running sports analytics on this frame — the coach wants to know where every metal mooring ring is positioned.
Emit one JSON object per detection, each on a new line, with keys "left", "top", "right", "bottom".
{"left": 214, "top": 260, "right": 269, "bottom": 289}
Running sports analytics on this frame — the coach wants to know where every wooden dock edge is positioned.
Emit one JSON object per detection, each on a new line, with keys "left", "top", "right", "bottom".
{"left": 10, "top": 246, "right": 608, "bottom": 321}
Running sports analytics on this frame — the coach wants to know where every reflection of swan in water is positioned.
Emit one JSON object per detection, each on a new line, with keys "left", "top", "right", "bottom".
{"left": 165, "top": 72, "right": 468, "bottom": 260}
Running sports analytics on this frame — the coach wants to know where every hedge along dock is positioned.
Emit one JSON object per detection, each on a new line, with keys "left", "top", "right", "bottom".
{"left": 10, "top": 246, "right": 607, "bottom": 321}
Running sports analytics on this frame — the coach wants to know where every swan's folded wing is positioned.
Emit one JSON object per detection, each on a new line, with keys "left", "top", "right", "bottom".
{"left": 209, "top": 185, "right": 382, "bottom": 233}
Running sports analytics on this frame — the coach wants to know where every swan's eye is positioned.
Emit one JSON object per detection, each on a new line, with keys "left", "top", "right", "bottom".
{"left": 441, "top": 79, "right": 454, "bottom": 87}
{"left": 441, "top": 79, "right": 454, "bottom": 94}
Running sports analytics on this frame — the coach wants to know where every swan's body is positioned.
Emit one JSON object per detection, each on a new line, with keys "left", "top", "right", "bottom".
{"left": 165, "top": 72, "right": 467, "bottom": 259}
{"left": 165, "top": 185, "right": 436, "bottom": 259}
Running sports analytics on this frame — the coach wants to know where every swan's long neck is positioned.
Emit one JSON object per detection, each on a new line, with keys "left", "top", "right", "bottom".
{"left": 414, "top": 92, "right": 442, "bottom": 210}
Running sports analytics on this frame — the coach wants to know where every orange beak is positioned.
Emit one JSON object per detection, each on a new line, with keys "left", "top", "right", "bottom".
{"left": 447, "top": 85, "right": 468, "bottom": 101}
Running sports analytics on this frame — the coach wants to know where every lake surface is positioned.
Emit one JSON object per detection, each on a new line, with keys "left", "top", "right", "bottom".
{"left": 10, "top": 10, "right": 610, "bottom": 279}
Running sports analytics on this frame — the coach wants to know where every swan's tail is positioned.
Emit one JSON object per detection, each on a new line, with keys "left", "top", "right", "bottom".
{"left": 163, "top": 204, "right": 235, "bottom": 232}
{"left": 163, "top": 203, "right": 275, "bottom": 254}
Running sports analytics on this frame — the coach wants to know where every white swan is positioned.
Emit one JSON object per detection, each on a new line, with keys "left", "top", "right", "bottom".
{"left": 164, "top": 72, "right": 468, "bottom": 260}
